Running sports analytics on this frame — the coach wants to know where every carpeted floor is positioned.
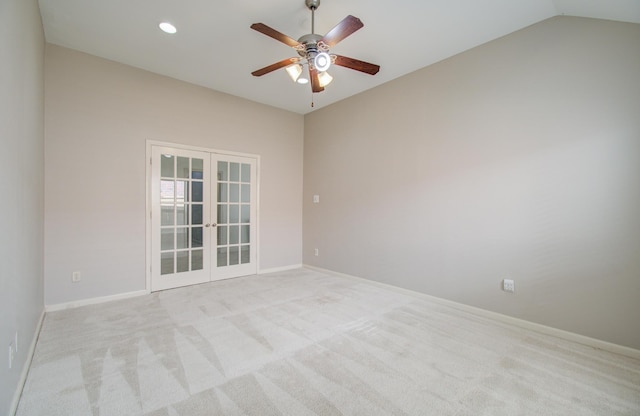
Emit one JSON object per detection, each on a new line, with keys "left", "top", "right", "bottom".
{"left": 17, "top": 268, "right": 640, "bottom": 415}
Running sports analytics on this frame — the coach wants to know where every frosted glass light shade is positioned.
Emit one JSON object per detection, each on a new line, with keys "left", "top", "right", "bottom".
{"left": 285, "top": 64, "right": 303, "bottom": 82}
{"left": 318, "top": 71, "right": 333, "bottom": 87}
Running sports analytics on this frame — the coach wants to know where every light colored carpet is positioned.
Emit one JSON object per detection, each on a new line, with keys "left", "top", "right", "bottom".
{"left": 17, "top": 268, "right": 640, "bottom": 415}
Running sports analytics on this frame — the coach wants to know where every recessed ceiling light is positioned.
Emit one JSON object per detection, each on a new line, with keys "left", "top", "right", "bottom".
{"left": 159, "top": 22, "right": 177, "bottom": 34}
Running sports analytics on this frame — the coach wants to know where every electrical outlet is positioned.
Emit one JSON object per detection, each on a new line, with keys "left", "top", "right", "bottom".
{"left": 503, "top": 279, "right": 515, "bottom": 293}
{"left": 313, "top": 195, "right": 320, "bottom": 204}
{"left": 314, "top": 248, "right": 319, "bottom": 256}
{"left": 72, "top": 271, "right": 82, "bottom": 282}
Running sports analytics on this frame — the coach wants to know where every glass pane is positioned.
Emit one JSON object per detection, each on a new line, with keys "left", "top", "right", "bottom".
{"left": 192, "top": 227, "right": 203, "bottom": 248}
{"left": 241, "top": 184, "right": 250, "bottom": 203}
{"left": 241, "top": 225, "right": 250, "bottom": 244}
{"left": 192, "top": 250, "right": 203, "bottom": 271}
{"left": 176, "top": 204, "right": 188, "bottom": 226}
{"left": 176, "top": 181, "right": 188, "bottom": 203}
{"left": 177, "top": 251, "right": 189, "bottom": 273}
{"left": 241, "top": 245, "right": 250, "bottom": 264}
{"left": 217, "top": 247, "right": 228, "bottom": 267}
{"left": 177, "top": 157, "right": 189, "bottom": 179}
{"left": 229, "top": 246, "right": 239, "bottom": 265}
{"left": 217, "top": 204, "right": 227, "bottom": 224}
{"left": 192, "top": 158, "right": 203, "bottom": 179}
{"left": 229, "top": 225, "right": 239, "bottom": 245}
{"left": 217, "top": 183, "right": 228, "bottom": 203}
{"left": 217, "top": 161, "right": 228, "bottom": 181}
{"left": 161, "top": 155, "right": 174, "bottom": 178}
{"left": 192, "top": 182, "right": 203, "bottom": 202}
{"left": 176, "top": 228, "right": 189, "bottom": 249}
{"left": 230, "top": 163, "right": 240, "bottom": 182}
{"left": 241, "top": 164, "right": 251, "bottom": 183}
{"left": 241, "top": 205, "right": 250, "bottom": 223}
{"left": 161, "top": 228, "right": 174, "bottom": 250}
{"left": 229, "top": 204, "right": 239, "bottom": 224}
{"left": 217, "top": 226, "right": 228, "bottom": 245}
{"left": 161, "top": 252, "right": 174, "bottom": 275}
{"left": 160, "top": 180, "right": 174, "bottom": 203}
{"left": 229, "top": 184, "right": 239, "bottom": 203}
{"left": 192, "top": 204, "right": 202, "bottom": 225}
{"left": 161, "top": 205, "right": 174, "bottom": 226}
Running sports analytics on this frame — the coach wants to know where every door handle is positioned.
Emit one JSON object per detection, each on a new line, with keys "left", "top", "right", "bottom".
{"left": 205, "top": 223, "right": 217, "bottom": 227}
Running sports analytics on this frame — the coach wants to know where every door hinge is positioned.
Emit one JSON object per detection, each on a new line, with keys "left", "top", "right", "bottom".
{"left": 150, "top": 157, "right": 152, "bottom": 165}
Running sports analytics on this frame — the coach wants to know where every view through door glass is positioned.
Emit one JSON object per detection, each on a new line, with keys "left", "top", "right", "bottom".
{"left": 215, "top": 161, "right": 252, "bottom": 268}
{"left": 159, "top": 154, "right": 205, "bottom": 275}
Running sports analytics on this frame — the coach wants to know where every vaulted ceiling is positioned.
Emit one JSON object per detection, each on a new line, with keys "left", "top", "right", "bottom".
{"left": 39, "top": 0, "right": 640, "bottom": 114}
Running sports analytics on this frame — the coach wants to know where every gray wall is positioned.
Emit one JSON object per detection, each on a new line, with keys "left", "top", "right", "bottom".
{"left": 44, "top": 45, "right": 304, "bottom": 305}
{"left": 304, "top": 17, "right": 640, "bottom": 349}
{"left": 0, "top": 0, "right": 45, "bottom": 413}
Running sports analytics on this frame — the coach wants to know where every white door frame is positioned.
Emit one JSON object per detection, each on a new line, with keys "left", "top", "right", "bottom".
{"left": 145, "top": 139, "right": 261, "bottom": 293}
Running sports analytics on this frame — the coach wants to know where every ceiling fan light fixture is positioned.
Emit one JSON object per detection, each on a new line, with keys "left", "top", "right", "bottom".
{"left": 285, "top": 64, "right": 303, "bottom": 82}
{"left": 158, "top": 22, "right": 177, "bottom": 34}
{"left": 318, "top": 71, "right": 333, "bottom": 87}
{"left": 250, "top": 0, "right": 379, "bottom": 98}
{"left": 314, "top": 52, "right": 331, "bottom": 72}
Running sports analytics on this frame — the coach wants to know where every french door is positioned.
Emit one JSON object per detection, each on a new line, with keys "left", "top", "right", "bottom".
{"left": 150, "top": 146, "right": 257, "bottom": 291}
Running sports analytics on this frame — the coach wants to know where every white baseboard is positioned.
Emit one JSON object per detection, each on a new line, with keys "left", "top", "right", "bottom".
{"left": 258, "top": 264, "right": 303, "bottom": 275}
{"left": 46, "top": 268, "right": 306, "bottom": 313}
{"left": 45, "top": 289, "right": 149, "bottom": 312}
{"left": 44, "top": 267, "right": 307, "bottom": 312}
{"left": 304, "top": 265, "right": 640, "bottom": 361}
{"left": 10, "top": 309, "right": 45, "bottom": 416}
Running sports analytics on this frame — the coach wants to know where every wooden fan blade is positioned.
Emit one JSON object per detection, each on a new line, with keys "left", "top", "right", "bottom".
{"left": 333, "top": 55, "right": 380, "bottom": 75}
{"left": 252, "top": 58, "right": 297, "bottom": 77}
{"left": 309, "top": 66, "right": 324, "bottom": 93}
{"left": 321, "top": 15, "right": 363, "bottom": 48}
{"left": 250, "top": 23, "right": 302, "bottom": 48}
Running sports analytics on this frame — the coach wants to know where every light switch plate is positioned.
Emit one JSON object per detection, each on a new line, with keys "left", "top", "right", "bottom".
{"left": 503, "top": 279, "right": 515, "bottom": 293}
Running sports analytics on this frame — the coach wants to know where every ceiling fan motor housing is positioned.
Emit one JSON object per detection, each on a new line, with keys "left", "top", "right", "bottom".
{"left": 297, "top": 34, "right": 330, "bottom": 67}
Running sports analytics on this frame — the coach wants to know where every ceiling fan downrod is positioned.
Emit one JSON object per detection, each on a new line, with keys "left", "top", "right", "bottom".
{"left": 305, "top": 0, "right": 320, "bottom": 34}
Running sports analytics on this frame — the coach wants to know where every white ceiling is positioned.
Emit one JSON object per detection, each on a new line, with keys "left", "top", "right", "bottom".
{"left": 38, "top": 0, "right": 640, "bottom": 115}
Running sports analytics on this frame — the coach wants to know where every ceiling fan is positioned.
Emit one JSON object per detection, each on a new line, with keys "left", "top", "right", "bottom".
{"left": 250, "top": 0, "right": 380, "bottom": 94}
